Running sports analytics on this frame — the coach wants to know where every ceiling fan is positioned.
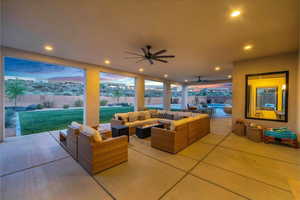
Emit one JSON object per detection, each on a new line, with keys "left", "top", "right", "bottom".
{"left": 189, "top": 76, "right": 230, "bottom": 84}
{"left": 125, "top": 45, "right": 175, "bottom": 65}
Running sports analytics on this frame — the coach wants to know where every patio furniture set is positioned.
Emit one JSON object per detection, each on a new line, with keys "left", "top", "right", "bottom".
{"left": 59, "top": 110, "right": 210, "bottom": 174}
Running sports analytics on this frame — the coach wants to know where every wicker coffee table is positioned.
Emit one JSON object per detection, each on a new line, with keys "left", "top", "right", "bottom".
{"left": 136, "top": 123, "right": 164, "bottom": 139}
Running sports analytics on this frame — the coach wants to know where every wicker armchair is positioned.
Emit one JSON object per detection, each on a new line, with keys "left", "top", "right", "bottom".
{"left": 77, "top": 134, "right": 128, "bottom": 174}
{"left": 59, "top": 125, "right": 81, "bottom": 160}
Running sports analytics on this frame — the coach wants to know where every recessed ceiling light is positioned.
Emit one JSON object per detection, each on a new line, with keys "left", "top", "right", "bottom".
{"left": 164, "top": 74, "right": 168, "bottom": 78}
{"left": 230, "top": 10, "right": 241, "bottom": 18}
{"left": 228, "top": 75, "right": 232, "bottom": 79}
{"left": 139, "top": 68, "right": 144, "bottom": 72}
{"left": 104, "top": 60, "right": 111, "bottom": 64}
{"left": 44, "top": 45, "right": 53, "bottom": 51}
{"left": 243, "top": 44, "right": 253, "bottom": 51}
{"left": 184, "top": 80, "right": 188, "bottom": 82}
{"left": 215, "top": 66, "right": 221, "bottom": 71}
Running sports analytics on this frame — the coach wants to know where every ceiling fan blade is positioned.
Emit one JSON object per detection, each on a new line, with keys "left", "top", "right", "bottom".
{"left": 124, "top": 56, "right": 144, "bottom": 59}
{"left": 141, "top": 48, "right": 147, "bottom": 55}
{"left": 124, "top": 51, "right": 144, "bottom": 56}
{"left": 153, "top": 49, "right": 167, "bottom": 56}
{"left": 148, "top": 59, "right": 154, "bottom": 65}
{"left": 154, "top": 55, "right": 175, "bottom": 58}
{"left": 153, "top": 58, "right": 168, "bottom": 63}
{"left": 136, "top": 58, "right": 146, "bottom": 63}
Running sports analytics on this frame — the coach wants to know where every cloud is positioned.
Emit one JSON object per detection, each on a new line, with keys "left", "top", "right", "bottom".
{"left": 4, "top": 57, "right": 84, "bottom": 79}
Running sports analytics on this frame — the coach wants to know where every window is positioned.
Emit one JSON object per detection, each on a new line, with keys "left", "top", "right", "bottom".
{"left": 145, "top": 80, "right": 163, "bottom": 109}
{"left": 187, "top": 83, "right": 232, "bottom": 117}
{"left": 4, "top": 57, "right": 84, "bottom": 136}
{"left": 171, "top": 84, "right": 182, "bottom": 110}
{"left": 99, "top": 72, "right": 135, "bottom": 123}
{"left": 256, "top": 87, "right": 278, "bottom": 110}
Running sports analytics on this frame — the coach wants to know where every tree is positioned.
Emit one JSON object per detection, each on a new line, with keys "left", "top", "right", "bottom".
{"left": 112, "top": 88, "right": 123, "bottom": 103}
{"left": 5, "top": 79, "right": 27, "bottom": 108}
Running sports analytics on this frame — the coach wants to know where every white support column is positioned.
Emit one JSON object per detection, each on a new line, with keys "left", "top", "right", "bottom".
{"left": 84, "top": 68, "right": 100, "bottom": 127}
{"left": 163, "top": 81, "right": 171, "bottom": 110}
{"left": 181, "top": 85, "right": 188, "bottom": 110}
{"left": 135, "top": 76, "right": 145, "bottom": 111}
{"left": 0, "top": 51, "right": 4, "bottom": 142}
{"left": 297, "top": 46, "right": 300, "bottom": 134}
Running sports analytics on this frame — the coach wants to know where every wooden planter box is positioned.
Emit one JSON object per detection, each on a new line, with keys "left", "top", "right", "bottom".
{"left": 233, "top": 123, "right": 246, "bottom": 136}
{"left": 246, "top": 126, "right": 263, "bottom": 142}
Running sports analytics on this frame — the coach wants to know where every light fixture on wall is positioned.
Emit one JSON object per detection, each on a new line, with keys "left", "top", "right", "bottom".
{"left": 164, "top": 74, "right": 168, "bottom": 78}
{"left": 44, "top": 45, "right": 53, "bottom": 51}
{"left": 104, "top": 60, "right": 111, "bottom": 65}
{"left": 230, "top": 10, "right": 241, "bottom": 18}
{"left": 139, "top": 68, "right": 144, "bottom": 72}
{"left": 214, "top": 66, "right": 221, "bottom": 71}
{"left": 243, "top": 44, "right": 253, "bottom": 51}
{"left": 184, "top": 80, "right": 188, "bottom": 82}
{"left": 282, "top": 84, "right": 286, "bottom": 90}
{"left": 228, "top": 75, "right": 232, "bottom": 79}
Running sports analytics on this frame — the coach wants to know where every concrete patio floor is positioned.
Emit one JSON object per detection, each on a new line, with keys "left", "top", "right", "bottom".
{"left": 1, "top": 118, "right": 299, "bottom": 200}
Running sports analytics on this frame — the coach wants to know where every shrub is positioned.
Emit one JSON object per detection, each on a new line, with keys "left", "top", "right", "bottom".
{"left": 43, "top": 101, "right": 54, "bottom": 108}
{"left": 26, "top": 104, "right": 38, "bottom": 111}
{"left": 36, "top": 104, "right": 44, "bottom": 109}
{"left": 5, "top": 109, "right": 15, "bottom": 127}
{"left": 63, "top": 104, "right": 69, "bottom": 109}
{"left": 74, "top": 99, "right": 83, "bottom": 107}
{"left": 100, "top": 99, "right": 108, "bottom": 106}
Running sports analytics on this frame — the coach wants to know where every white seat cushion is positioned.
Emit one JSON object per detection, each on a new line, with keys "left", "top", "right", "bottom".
{"left": 71, "top": 121, "right": 82, "bottom": 129}
{"left": 80, "top": 125, "right": 102, "bottom": 142}
{"left": 128, "top": 112, "right": 139, "bottom": 122}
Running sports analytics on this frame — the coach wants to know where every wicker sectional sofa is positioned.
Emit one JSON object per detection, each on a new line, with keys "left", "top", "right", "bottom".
{"left": 111, "top": 110, "right": 210, "bottom": 153}
{"left": 151, "top": 115, "right": 210, "bottom": 153}
{"left": 111, "top": 110, "right": 208, "bottom": 135}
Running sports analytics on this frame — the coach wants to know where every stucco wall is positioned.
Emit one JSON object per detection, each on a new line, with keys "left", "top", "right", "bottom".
{"left": 232, "top": 52, "right": 299, "bottom": 133}
{"left": 4, "top": 95, "right": 167, "bottom": 108}
{"left": 0, "top": 48, "right": 3, "bottom": 142}
{"left": 298, "top": 30, "right": 300, "bottom": 133}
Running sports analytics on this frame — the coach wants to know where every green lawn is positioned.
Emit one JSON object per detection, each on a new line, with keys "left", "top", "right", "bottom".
{"left": 19, "top": 106, "right": 134, "bottom": 135}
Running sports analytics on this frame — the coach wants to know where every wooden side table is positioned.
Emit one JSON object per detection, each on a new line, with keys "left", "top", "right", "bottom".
{"left": 233, "top": 122, "right": 246, "bottom": 136}
{"left": 246, "top": 126, "right": 263, "bottom": 142}
{"left": 111, "top": 125, "right": 130, "bottom": 142}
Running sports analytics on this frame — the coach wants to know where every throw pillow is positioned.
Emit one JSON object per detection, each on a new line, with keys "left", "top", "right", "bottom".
{"left": 128, "top": 112, "right": 138, "bottom": 122}
{"left": 151, "top": 113, "right": 159, "bottom": 118}
{"left": 117, "top": 113, "right": 129, "bottom": 123}
{"left": 80, "top": 125, "right": 103, "bottom": 143}
{"left": 93, "top": 131, "right": 102, "bottom": 143}
{"left": 166, "top": 114, "right": 174, "bottom": 120}
{"left": 80, "top": 125, "right": 95, "bottom": 135}
{"left": 144, "top": 111, "right": 151, "bottom": 119}
{"left": 138, "top": 115, "right": 146, "bottom": 120}
{"left": 158, "top": 113, "right": 167, "bottom": 119}
{"left": 71, "top": 121, "right": 82, "bottom": 129}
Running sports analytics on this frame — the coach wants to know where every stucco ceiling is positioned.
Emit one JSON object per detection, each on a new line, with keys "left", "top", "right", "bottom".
{"left": 2, "top": 0, "right": 299, "bottom": 82}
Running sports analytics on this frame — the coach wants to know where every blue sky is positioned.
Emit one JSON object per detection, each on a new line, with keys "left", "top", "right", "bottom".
{"left": 4, "top": 57, "right": 135, "bottom": 84}
{"left": 4, "top": 57, "right": 84, "bottom": 80}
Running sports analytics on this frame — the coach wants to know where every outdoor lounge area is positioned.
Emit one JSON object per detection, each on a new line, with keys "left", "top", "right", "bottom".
{"left": 1, "top": 0, "right": 300, "bottom": 200}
